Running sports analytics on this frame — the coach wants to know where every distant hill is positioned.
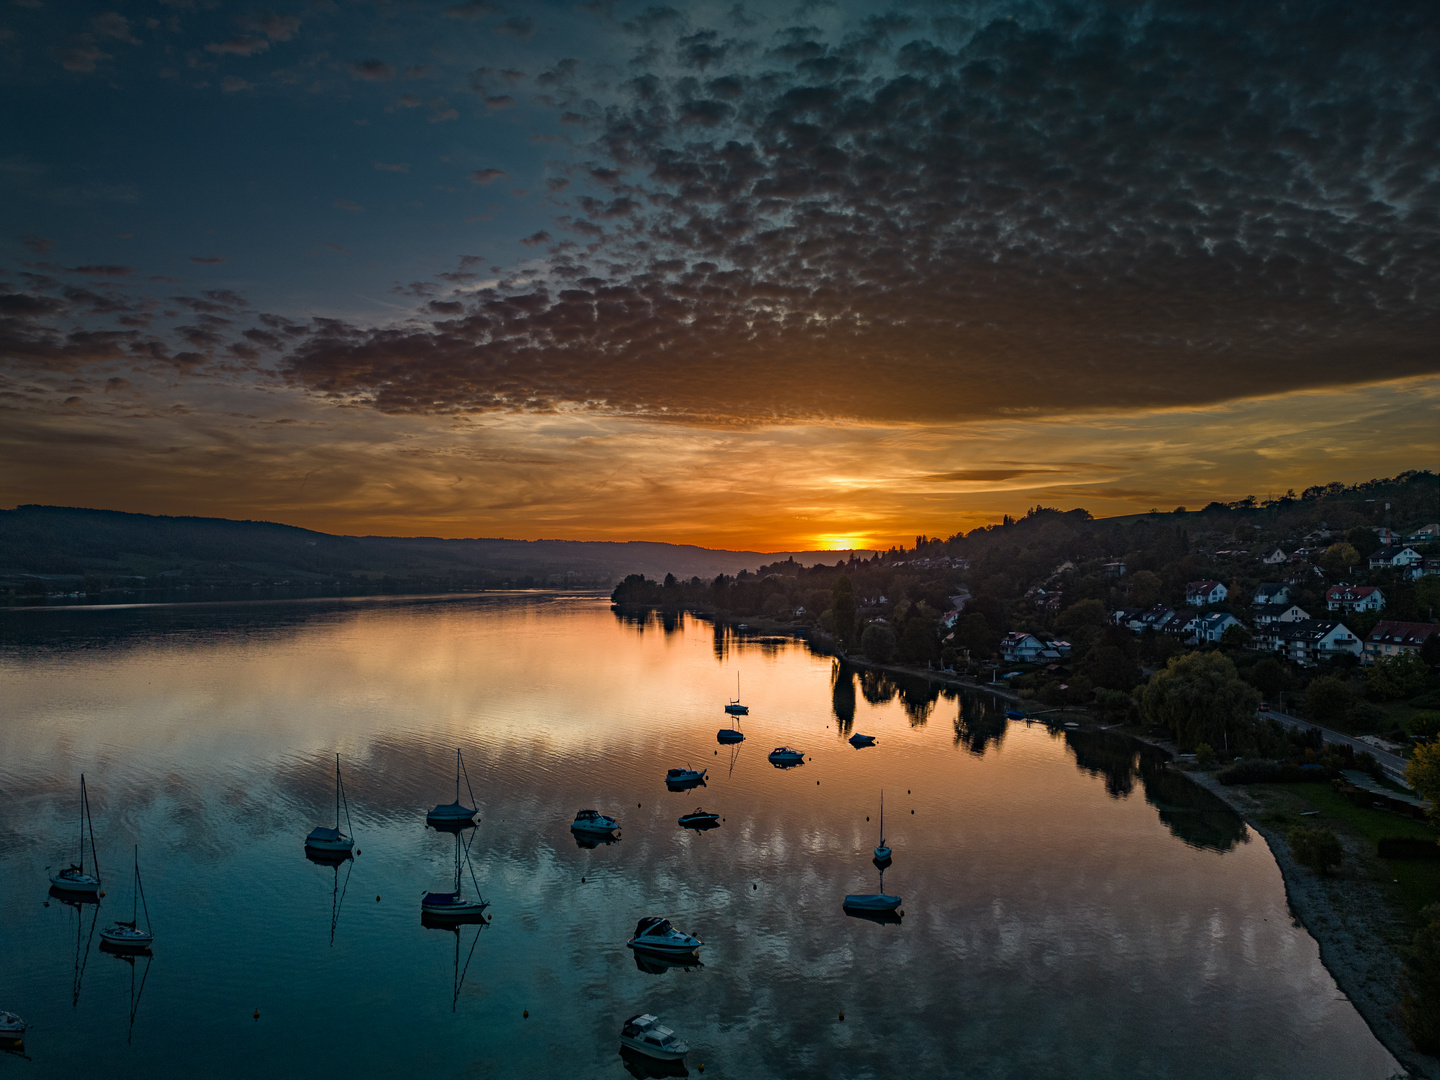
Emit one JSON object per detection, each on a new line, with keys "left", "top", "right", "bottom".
{"left": 0, "top": 505, "right": 870, "bottom": 599}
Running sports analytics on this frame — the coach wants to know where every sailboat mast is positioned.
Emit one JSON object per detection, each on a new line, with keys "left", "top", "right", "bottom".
{"left": 132, "top": 845, "right": 139, "bottom": 923}
{"left": 879, "top": 791, "right": 884, "bottom": 843}
{"left": 82, "top": 774, "right": 100, "bottom": 880}
{"left": 79, "top": 774, "right": 87, "bottom": 874}
{"left": 335, "top": 753, "right": 341, "bottom": 829}
{"left": 455, "top": 748, "right": 461, "bottom": 803}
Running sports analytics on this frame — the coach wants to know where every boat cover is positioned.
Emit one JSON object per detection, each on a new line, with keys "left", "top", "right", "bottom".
{"left": 429, "top": 801, "right": 472, "bottom": 814}
{"left": 424, "top": 891, "right": 459, "bottom": 905}
{"left": 307, "top": 826, "right": 343, "bottom": 842}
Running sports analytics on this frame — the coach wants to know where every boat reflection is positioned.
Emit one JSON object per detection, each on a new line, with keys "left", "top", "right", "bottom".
{"left": 50, "top": 890, "right": 100, "bottom": 1006}
{"left": 305, "top": 848, "right": 354, "bottom": 946}
{"left": 633, "top": 950, "right": 705, "bottom": 976}
{"left": 421, "top": 916, "right": 488, "bottom": 1012}
{"left": 573, "top": 831, "right": 622, "bottom": 850}
{"left": 619, "top": 1045, "right": 690, "bottom": 1078}
{"left": 102, "top": 949, "right": 153, "bottom": 1044}
{"left": 842, "top": 906, "right": 903, "bottom": 926}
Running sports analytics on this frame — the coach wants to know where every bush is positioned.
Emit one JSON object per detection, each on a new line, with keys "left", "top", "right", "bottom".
{"left": 1377, "top": 837, "right": 1440, "bottom": 860}
{"left": 1411, "top": 712, "right": 1440, "bottom": 743}
{"left": 1306, "top": 676, "right": 1354, "bottom": 727}
{"left": 1217, "top": 759, "right": 1319, "bottom": 784}
{"left": 1401, "top": 904, "right": 1440, "bottom": 1054}
{"left": 1288, "top": 825, "right": 1342, "bottom": 875}
{"left": 860, "top": 622, "right": 897, "bottom": 664}
{"left": 1195, "top": 742, "right": 1217, "bottom": 767}
{"left": 1367, "top": 652, "right": 1430, "bottom": 701}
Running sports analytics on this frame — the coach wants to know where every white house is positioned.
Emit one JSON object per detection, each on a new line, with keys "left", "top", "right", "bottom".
{"left": 1252, "top": 603, "right": 1310, "bottom": 626}
{"left": 1262, "top": 620, "right": 1363, "bottom": 666}
{"left": 1197, "top": 612, "right": 1243, "bottom": 643}
{"left": 1363, "top": 620, "right": 1440, "bottom": 664}
{"left": 1369, "top": 546, "right": 1423, "bottom": 571}
{"left": 1185, "top": 580, "right": 1227, "bottom": 607}
{"left": 1326, "top": 585, "right": 1385, "bottom": 613}
{"left": 1252, "top": 583, "right": 1290, "bottom": 606}
{"left": 1000, "top": 632, "right": 1045, "bottom": 663}
{"left": 1260, "top": 546, "right": 1287, "bottom": 565}
{"left": 1406, "top": 524, "right": 1439, "bottom": 543}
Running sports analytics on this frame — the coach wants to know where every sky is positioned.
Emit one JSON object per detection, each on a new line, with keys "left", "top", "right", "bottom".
{"left": 2, "top": 0, "right": 1438, "bottom": 550}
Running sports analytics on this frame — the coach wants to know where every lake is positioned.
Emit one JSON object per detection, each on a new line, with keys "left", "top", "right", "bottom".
{"left": 0, "top": 594, "right": 1402, "bottom": 1078}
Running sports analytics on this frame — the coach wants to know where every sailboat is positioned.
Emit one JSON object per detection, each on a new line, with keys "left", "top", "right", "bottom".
{"left": 305, "top": 754, "right": 355, "bottom": 854}
{"left": 873, "top": 791, "right": 892, "bottom": 865}
{"left": 724, "top": 673, "right": 749, "bottom": 715}
{"left": 50, "top": 774, "right": 102, "bottom": 896}
{"left": 100, "top": 846, "right": 154, "bottom": 953}
{"left": 844, "top": 865, "right": 902, "bottom": 915}
{"left": 421, "top": 826, "right": 489, "bottom": 921}
{"left": 427, "top": 748, "right": 479, "bottom": 827}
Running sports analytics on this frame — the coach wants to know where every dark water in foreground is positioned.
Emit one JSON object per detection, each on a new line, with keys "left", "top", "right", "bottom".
{"left": 0, "top": 595, "right": 1401, "bottom": 1078}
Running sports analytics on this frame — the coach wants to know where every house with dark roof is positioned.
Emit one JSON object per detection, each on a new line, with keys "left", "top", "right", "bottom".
{"left": 1260, "top": 546, "right": 1287, "bottom": 565}
{"left": 1363, "top": 621, "right": 1440, "bottom": 664}
{"left": 1001, "top": 632, "right": 1046, "bottom": 664}
{"left": 1197, "top": 612, "right": 1243, "bottom": 643}
{"left": 1258, "top": 620, "right": 1362, "bottom": 666}
{"left": 1185, "top": 580, "right": 1227, "bottom": 607}
{"left": 1252, "top": 583, "right": 1290, "bottom": 606}
{"left": 1326, "top": 585, "right": 1385, "bottom": 613}
{"left": 1369, "top": 546, "right": 1423, "bottom": 571}
{"left": 1251, "top": 603, "right": 1310, "bottom": 626}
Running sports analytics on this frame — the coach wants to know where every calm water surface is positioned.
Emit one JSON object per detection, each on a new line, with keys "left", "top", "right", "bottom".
{"left": 0, "top": 594, "right": 1402, "bottom": 1078}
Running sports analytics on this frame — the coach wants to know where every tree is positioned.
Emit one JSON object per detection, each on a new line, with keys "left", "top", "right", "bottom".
{"left": 1366, "top": 652, "right": 1430, "bottom": 701}
{"left": 1412, "top": 712, "right": 1440, "bottom": 743}
{"left": 1401, "top": 904, "right": 1440, "bottom": 1054}
{"left": 1288, "top": 825, "right": 1342, "bottom": 875}
{"left": 1408, "top": 739, "right": 1440, "bottom": 829}
{"left": 1057, "top": 598, "right": 1110, "bottom": 651}
{"left": 1416, "top": 577, "right": 1440, "bottom": 621}
{"left": 1140, "top": 651, "right": 1261, "bottom": 750}
{"left": 898, "top": 608, "right": 940, "bottom": 664}
{"left": 1220, "top": 624, "right": 1252, "bottom": 649}
{"left": 1421, "top": 631, "right": 1440, "bottom": 668}
{"left": 830, "top": 575, "right": 857, "bottom": 650}
{"left": 1128, "top": 569, "right": 1162, "bottom": 608}
{"left": 861, "top": 622, "right": 897, "bottom": 664}
{"left": 1345, "top": 526, "right": 1382, "bottom": 560}
{"left": 1084, "top": 644, "right": 1140, "bottom": 690}
{"left": 956, "top": 612, "right": 998, "bottom": 658}
{"left": 1246, "top": 656, "right": 1286, "bottom": 699}
{"left": 1306, "top": 675, "right": 1354, "bottom": 727}
{"left": 1320, "top": 543, "right": 1362, "bottom": 573}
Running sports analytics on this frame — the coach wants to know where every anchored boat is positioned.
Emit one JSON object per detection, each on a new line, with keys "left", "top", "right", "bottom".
{"left": 100, "top": 846, "right": 154, "bottom": 953}
{"left": 724, "top": 673, "right": 749, "bottom": 715}
{"left": 873, "top": 791, "right": 892, "bottom": 865}
{"left": 664, "top": 766, "right": 706, "bottom": 787}
{"left": 844, "top": 866, "right": 901, "bottom": 914}
{"left": 677, "top": 808, "right": 719, "bottom": 829}
{"left": 305, "top": 754, "right": 355, "bottom": 855}
{"left": 768, "top": 746, "right": 804, "bottom": 766}
{"left": 571, "top": 808, "right": 620, "bottom": 835}
{"left": 427, "top": 748, "right": 478, "bottom": 827}
{"left": 627, "top": 916, "right": 703, "bottom": 957}
{"left": 421, "top": 827, "right": 489, "bottom": 921}
{"left": 620, "top": 1013, "right": 690, "bottom": 1062}
{"left": 848, "top": 733, "right": 876, "bottom": 748}
{"left": 49, "top": 774, "right": 102, "bottom": 896}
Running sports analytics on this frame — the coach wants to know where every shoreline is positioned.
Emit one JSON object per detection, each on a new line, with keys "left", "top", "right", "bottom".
{"left": 665, "top": 606, "right": 1438, "bottom": 1078}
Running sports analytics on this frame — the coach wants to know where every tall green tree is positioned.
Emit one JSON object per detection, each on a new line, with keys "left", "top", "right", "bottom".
{"left": 1141, "top": 651, "right": 1261, "bottom": 750}
{"left": 830, "top": 575, "right": 857, "bottom": 651}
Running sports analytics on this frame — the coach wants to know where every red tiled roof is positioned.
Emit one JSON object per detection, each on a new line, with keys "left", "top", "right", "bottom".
{"left": 1366, "top": 621, "right": 1440, "bottom": 647}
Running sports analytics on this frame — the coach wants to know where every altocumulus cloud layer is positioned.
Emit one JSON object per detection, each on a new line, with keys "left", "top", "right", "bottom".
{"left": 279, "top": 0, "right": 1440, "bottom": 423}
{"left": 4, "top": 0, "right": 1439, "bottom": 430}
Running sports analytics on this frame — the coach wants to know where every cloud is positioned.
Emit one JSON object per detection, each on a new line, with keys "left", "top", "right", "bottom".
{"left": 252, "top": 11, "right": 300, "bottom": 41}
{"left": 221, "top": 75, "right": 252, "bottom": 92}
{"left": 493, "top": 16, "right": 535, "bottom": 39}
{"left": 91, "top": 12, "right": 140, "bottom": 44}
{"left": 374, "top": 161, "right": 410, "bottom": 173}
{"left": 443, "top": 1, "right": 496, "bottom": 20}
{"left": 350, "top": 58, "right": 395, "bottom": 81}
{"left": 471, "top": 168, "right": 507, "bottom": 185}
{"left": 20, "top": 235, "right": 55, "bottom": 255}
{"left": 333, "top": 199, "right": 363, "bottom": 212}
{"left": 67, "top": 264, "right": 132, "bottom": 276}
{"left": 60, "top": 42, "right": 112, "bottom": 72}
{"left": 190, "top": 256, "right": 226, "bottom": 265}
{"left": 206, "top": 37, "right": 270, "bottom": 56}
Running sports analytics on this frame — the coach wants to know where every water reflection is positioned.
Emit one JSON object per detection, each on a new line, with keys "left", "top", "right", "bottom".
{"left": 620, "top": 1045, "right": 690, "bottom": 1079}
{"left": 421, "top": 918, "right": 488, "bottom": 1013}
{"left": 105, "top": 950, "right": 153, "bottom": 1044}
{"left": 953, "top": 694, "right": 1008, "bottom": 756}
{"left": 55, "top": 893, "right": 100, "bottom": 1007}
{"left": 831, "top": 662, "right": 856, "bottom": 732}
{"left": 1064, "top": 729, "right": 1250, "bottom": 853}
{"left": 304, "top": 849, "right": 355, "bottom": 946}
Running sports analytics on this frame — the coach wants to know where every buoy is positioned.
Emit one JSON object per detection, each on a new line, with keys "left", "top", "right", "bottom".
{"left": 817, "top": 780, "right": 820, "bottom": 785}
{"left": 253, "top": 1009, "right": 260, "bottom": 1019}
{"left": 376, "top": 895, "right": 381, "bottom": 902}
{"left": 99, "top": 890, "right": 106, "bottom": 898}
{"left": 356, "top": 849, "right": 361, "bottom": 855}
{"left": 638, "top": 803, "right": 642, "bottom": 808}
{"left": 838, "top": 1011, "right": 845, "bottom": 1021}
{"left": 753, "top": 883, "right": 757, "bottom": 890}
{"left": 911, "top": 809, "right": 914, "bottom": 814}
{"left": 698, "top": 1065, "right": 705, "bottom": 1073}
{"left": 523, "top": 1009, "right": 529, "bottom": 1019}
{"left": 907, "top": 789, "right": 911, "bottom": 794}
{"left": 866, "top": 816, "right": 869, "bottom": 821}
{"left": 581, "top": 877, "right": 585, "bottom": 883}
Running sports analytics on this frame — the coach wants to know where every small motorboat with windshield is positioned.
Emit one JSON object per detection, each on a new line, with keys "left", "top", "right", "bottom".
{"left": 427, "top": 748, "right": 478, "bottom": 827}
{"left": 873, "top": 791, "right": 891, "bottom": 864}
{"left": 627, "top": 916, "right": 703, "bottom": 957}
{"left": 677, "top": 808, "right": 719, "bottom": 829}
{"left": 50, "top": 774, "right": 102, "bottom": 896}
{"left": 305, "top": 754, "right": 355, "bottom": 855}
{"left": 849, "top": 733, "right": 876, "bottom": 748}
{"left": 724, "top": 673, "right": 749, "bottom": 716}
{"left": 571, "top": 809, "right": 620, "bottom": 835}
{"left": 100, "top": 846, "right": 154, "bottom": 953}
{"left": 768, "top": 746, "right": 804, "bottom": 766}
{"left": 619, "top": 1013, "right": 690, "bottom": 1062}
{"left": 664, "top": 766, "right": 706, "bottom": 786}
{"left": 0, "top": 1012, "right": 25, "bottom": 1043}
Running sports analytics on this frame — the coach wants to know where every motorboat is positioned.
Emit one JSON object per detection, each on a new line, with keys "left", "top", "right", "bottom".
{"left": 724, "top": 673, "right": 749, "bottom": 715}
{"left": 427, "top": 748, "right": 478, "bottom": 827}
{"left": 619, "top": 1013, "right": 690, "bottom": 1062}
{"left": 50, "top": 774, "right": 102, "bottom": 896}
{"left": 768, "top": 746, "right": 804, "bottom": 766}
{"left": 571, "top": 809, "right": 620, "bottom": 835}
{"left": 627, "top": 916, "right": 703, "bottom": 957}
{"left": 873, "top": 791, "right": 891, "bottom": 864}
{"left": 100, "top": 846, "right": 154, "bottom": 954}
{"left": 421, "top": 828, "right": 489, "bottom": 922}
{"left": 677, "top": 808, "right": 720, "bottom": 829}
{"left": 0, "top": 1012, "right": 24, "bottom": 1044}
{"left": 1005, "top": 710, "right": 1026, "bottom": 720}
{"left": 665, "top": 767, "right": 706, "bottom": 786}
{"left": 848, "top": 733, "right": 876, "bottom": 748}
{"left": 305, "top": 754, "right": 355, "bottom": 854}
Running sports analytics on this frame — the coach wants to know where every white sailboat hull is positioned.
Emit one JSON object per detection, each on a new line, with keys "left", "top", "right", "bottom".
{"left": 49, "top": 869, "right": 100, "bottom": 894}
{"left": 100, "top": 925, "right": 154, "bottom": 951}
